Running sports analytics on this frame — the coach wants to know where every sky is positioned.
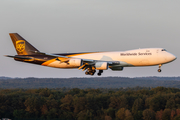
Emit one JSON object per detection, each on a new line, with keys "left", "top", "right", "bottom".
{"left": 0, "top": 0, "right": 179, "bottom": 78}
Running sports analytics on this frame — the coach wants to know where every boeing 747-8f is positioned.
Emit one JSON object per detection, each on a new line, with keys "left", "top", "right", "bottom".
{"left": 5, "top": 33, "right": 177, "bottom": 76}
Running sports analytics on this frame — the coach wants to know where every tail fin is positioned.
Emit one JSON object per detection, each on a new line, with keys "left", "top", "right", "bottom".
{"left": 9, "top": 33, "right": 39, "bottom": 55}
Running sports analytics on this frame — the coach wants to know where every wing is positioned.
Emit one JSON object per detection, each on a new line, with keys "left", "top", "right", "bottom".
{"left": 34, "top": 51, "right": 120, "bottom": 68}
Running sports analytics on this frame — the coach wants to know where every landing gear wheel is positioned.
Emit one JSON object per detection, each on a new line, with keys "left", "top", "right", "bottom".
{"left": 90, "top": 72, "right": 94, "bottom": 75}
{"left": 84, "top": 66, "right": 97, "bottom": 76}
{"left": 85, "top": 71, "right": 89, "bottom": 75}
{"left": 158, "top": 69, "right": 161, "bottom": 72}
{"left": 97, "top": 70, "right": 103, "bottom": 76}
{"left": 85, "top": 69, "right": 96, "bottom": 76}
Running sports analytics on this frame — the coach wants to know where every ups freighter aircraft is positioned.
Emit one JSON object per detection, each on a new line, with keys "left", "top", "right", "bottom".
{"left": 5, "top": 33, "right": 177, "bottom": 76}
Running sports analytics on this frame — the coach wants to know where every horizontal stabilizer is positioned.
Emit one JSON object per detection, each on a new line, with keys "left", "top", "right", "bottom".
{"left": 4, "top": 55, "right": 33, "bottom": 60}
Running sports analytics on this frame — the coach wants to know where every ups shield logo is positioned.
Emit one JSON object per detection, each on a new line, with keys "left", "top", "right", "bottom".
{"left": 16, "top": 40, "right": 25, "bottom": 52}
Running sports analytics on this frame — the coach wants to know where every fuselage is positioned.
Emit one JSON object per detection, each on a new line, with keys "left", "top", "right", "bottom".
{"left": 33, "top": 48, "right": 176, "bottom": 69}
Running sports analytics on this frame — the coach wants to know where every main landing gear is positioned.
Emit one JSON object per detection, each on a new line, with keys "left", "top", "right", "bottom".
{"left": 158, "top": 64, "right": 162, "bottom": 72}
{"left": 97, "top": 70, "right": 103, "bottom": 76}
{"left": 84, "top": 67, "right": 104, "bottom": 76}
{"left": 85, "top": 70, "right": 96, "bottom": 75}
{"left": 85, "top": 67, "right": 96, "bottom": 76}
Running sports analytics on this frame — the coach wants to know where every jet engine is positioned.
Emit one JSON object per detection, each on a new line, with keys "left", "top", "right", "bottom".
{"left": 110, "top": 66, "right": 124, "bottom": 71}
{"left": 69, "top": 59, "right": 82, "bottom": 67}
{"left": 95, "top": 62, "right": 108, "bottom": 70}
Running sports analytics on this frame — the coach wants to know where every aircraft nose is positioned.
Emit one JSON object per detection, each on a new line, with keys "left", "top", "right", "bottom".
{"left": 168, "top": 53, "right": 177, "bottom": 62}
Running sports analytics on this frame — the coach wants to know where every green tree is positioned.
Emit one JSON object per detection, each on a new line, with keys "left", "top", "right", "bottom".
{"left": 171, "top": 109, "right": 176, "bottom": 120}
{"left": 109, "top": 96, "right": 128, "bottom": 109}
{"left": 133, "top": 111, "right": 143, "bottom": 120}
{"left": 60, "top": 94, "right": 74, "bottom": 111}
{"left": 116, "top": 108, "right": 126, "bottom": 120}
{"left": 77, "top": 110, "right": 93, "bottom": 120}
{"left": 132, "top": 98, "right": 143, "bottom": 114}
{"left": 174, "top": 115, "right": 180, "bottom": 120}
{"left": 73, "top": 97, "right": 86, "bottom": 115}
{"left": 13, "top": 109, "right": 26, "bottom": 118}
{"left": 142, "top": 109, "right": 155, "bottom": 120}
{"left": 105, "top": 108, "right": 116, "bottom": 119}
{"left": 125, "top": 116, "right": 134, "bottom": 120}
{"left": 116, "top": 108, "right": 133, "bottom": 120}
{"left": 165, "top": 98, "right": 176, "bottom": 109}
{"left": 146, "top": 95, "right": 166, "bottom": 111}
{"left": 155, "top": 110, "right": 163, "bottom": 120}
{"left": 46, "top": 99, "right": 59, "bottom": 110}
{"left": 125, "top": 109, "right": 134, "bottom": 120}
{"left": 41, "top": 105, "right": 48, "bottom": 116}
{"left": 85, "top": 94, "right": 100, "bottom": 114}
{"left": 24, "top": 96, "right": 44, "bottom": 118}
{"left": 105, "top": 115, "right": 112, "bottom": 120}
{"left": 39, "top": 88, "right": 51, "bottom": 97}
{"left": 161, "top": 109, "right": 171, "bottom": 120}
{"left": 47, "top": 108, "right": 58, "bottom": 119}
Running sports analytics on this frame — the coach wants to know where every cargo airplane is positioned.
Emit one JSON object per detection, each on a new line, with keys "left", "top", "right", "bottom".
{"left": 5, "top": 33, "right": 177, "bottom": 76}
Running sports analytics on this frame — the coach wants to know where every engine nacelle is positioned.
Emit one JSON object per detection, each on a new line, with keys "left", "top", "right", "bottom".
{"left": 69, "top": 59, "right": 82, "bottom": 67}
{"left": 110, "top": 66, "right": 124, "bottom": 71}
{"left": 95, "top": 62, "right": 108, "bottom": 70}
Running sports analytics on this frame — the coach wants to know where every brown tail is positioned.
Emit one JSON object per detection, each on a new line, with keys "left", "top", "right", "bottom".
{"left": 9, "top": 33, "right": 39, "bottom": 55}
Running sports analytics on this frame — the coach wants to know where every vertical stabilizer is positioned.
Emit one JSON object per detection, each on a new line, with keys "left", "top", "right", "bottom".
{"left": 9, "top": 33, "right": 39, "bottom": 55}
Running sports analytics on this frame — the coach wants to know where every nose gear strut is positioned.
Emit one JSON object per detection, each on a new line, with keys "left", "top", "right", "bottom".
{"left": 158, "top": 64, "right": 162, "bottom": 72}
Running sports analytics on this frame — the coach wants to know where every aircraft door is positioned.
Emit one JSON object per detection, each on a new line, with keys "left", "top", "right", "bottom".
{"left": 156, "top": 49, "right": 159, "bottom": 53}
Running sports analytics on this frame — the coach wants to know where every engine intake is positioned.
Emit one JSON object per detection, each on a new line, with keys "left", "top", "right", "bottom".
{"left": 95, "top": 62, "right": 108, "bottom": 70}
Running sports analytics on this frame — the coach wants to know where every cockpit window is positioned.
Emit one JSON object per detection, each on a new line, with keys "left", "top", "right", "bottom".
{"left": 161, "top": 49, "right": 167, "bottom": 51}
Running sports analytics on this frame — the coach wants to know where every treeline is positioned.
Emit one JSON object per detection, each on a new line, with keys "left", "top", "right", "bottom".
{"left": 1, "top": 87, "right": 180, "bottom": 120}
{"left": 0, "top": 77, "right": 180, "bottom": 89}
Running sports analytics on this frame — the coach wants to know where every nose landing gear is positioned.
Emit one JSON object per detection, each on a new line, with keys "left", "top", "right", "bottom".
{"left": 158, "top": 64, "right": 162, "bottom": 72}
